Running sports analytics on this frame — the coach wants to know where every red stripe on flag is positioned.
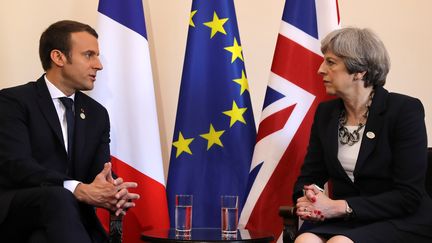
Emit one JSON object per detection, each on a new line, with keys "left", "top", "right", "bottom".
{"left": 111, "top": 156, "right": 169, "bottom": 242}
{"left": 336, "top": 0, "right": 341, "bottom": 24}
{"left": 271, "top": 34, "right": 326, "bottom": 98}
{"left": 256, "top": 104, "right": 296, "bottom": 143}
{"left": 96, "top": 208, "right": 110, "bottom": 233}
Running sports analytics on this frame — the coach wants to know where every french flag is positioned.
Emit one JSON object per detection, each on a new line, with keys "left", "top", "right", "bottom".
{"left": 91, "top": 0, "right": 169, "bottom": 242}
{"left": 239, "top": 0, "right": 339, "bottom": 242}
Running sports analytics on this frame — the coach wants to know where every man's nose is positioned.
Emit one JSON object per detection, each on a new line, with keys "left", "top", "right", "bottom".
{"left": 94, "top": 57, "right": 103, "bottom": 70}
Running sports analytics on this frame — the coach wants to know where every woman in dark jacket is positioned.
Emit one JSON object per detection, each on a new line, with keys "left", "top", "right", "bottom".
{"left": 293, "top": 27, "right": 432, "bottom": 243}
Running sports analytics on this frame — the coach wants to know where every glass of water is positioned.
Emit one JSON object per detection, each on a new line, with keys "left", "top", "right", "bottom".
{"left": 221, "top": 195, "right": 238, "bottom": 235}
{"left": 175, "top": 194, "right": 193, "bottom": 235}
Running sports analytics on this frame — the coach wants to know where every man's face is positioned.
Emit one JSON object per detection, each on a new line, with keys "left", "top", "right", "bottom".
{"left": 61, "top": 31, "right": 103, "bottom": 94}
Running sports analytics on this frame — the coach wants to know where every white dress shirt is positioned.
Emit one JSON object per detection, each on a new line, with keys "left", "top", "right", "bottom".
{"left": 338, "top": 126, "right": 364, "bottom": 182}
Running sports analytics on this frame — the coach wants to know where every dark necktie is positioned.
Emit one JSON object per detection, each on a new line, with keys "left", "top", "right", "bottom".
{"left": 59, "top": 97, "right": 75, "bottom": 162}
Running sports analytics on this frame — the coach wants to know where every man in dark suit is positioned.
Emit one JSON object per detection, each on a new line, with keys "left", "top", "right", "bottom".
{"left": 0, "top": 20, "right": 139, "bottom": 242}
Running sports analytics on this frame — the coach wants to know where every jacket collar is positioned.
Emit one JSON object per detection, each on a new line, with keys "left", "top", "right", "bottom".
{"left": 72, "top": 91, "right": 86, "bottom": 172}
{"left": 36, "top": 75, "right": 87, "bottom": 176}
{"left": 355, "top": 86, "right": 388, "bottom": 173}
{"left": 326, "top": 86, "right": 389, "bottom": 179}
{"left": 35, "top": 75, "right": 64, "bottom": 146}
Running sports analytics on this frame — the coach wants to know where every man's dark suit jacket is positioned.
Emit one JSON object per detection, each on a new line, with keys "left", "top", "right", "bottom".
{"left": 0, "top": 75, "right": 110, "bottom": 226}
{"left": 294, "top": 86, "right": 432, "bottom": 237}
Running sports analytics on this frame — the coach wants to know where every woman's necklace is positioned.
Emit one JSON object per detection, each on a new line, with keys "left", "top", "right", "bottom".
{"left": 338, "top": 90, "right": 374, "bottom": 146}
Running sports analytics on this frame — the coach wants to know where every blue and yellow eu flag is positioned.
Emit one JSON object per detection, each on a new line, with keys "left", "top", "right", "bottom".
{"left": 167, "top": 0, "right": 256, "bottom": 228}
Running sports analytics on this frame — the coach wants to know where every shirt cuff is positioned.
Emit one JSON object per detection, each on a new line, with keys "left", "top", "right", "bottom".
{"left": 64, "top": 180, "right": 81, "bottom": 193}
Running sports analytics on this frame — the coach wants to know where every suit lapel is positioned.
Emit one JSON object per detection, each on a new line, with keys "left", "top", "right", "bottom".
{"left": 354, "top": 87, "right": 388, "bottom": 173}
{"left": 73, "top": 92, "right": 86, "bottom": 169}
{"left": 35, "top": 76, "right": 64, "bottom": 146}
{"left": 327, "top": 101, "right": 342, "bottom": 162}
{"left": 326, "top": 100, "right": 350, "bottom": 176}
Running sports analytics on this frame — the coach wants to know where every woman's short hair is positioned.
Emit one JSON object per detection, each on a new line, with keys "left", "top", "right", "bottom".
{"left": 39, "top": 20, "right": 98, "bottom": 71}
{"left": 321, "top": 27, "right": 390, "bottom": 87}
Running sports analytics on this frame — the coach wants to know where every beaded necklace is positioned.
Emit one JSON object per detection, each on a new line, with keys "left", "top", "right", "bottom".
{"left": 338, "top": 90, "right": 374, "bottom": 146}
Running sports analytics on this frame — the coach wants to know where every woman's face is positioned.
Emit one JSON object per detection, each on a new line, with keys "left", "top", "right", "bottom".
{"left": 318, "top": 51, "right": 355, "bottom": 96}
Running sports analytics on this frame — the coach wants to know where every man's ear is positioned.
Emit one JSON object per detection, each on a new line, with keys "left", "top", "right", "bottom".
{"left": 50, "top": 49, "right": 66, "bottom": 67}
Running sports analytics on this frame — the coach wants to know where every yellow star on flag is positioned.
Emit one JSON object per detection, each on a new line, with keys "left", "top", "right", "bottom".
{"left": 173, "top": 132, "right": 194, "bottom": 158}
{"left": 200, "top": 124, "right": 225, "bottom": 150}
{"left": 224, "top": 37, "right": 243, "bottom": 63}
{"left": 203, "top": 11, "right": 228, "bottom": 38}
{"left": 223, "top": 101, "right": 248, "bottom": 127}
{"left": 190, "top": 10, "right": 197, "bottom": 27}
{"left": 233, "top": 70, "right": 249, "bottom": 95}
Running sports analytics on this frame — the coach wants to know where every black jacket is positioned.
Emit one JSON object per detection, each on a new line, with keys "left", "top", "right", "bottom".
{"left": 294, "top": 86, "right": 432, "bottom": 236}
{"left": 0, "top": 75, "right": 110, "bottom": 223}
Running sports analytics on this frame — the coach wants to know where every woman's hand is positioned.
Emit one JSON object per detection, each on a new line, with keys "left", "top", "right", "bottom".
{"left": 296, "top": 194, "right": 325, "bottom": 222}
{"left": 296, "top": 184, "right": 347, "bottom": 221}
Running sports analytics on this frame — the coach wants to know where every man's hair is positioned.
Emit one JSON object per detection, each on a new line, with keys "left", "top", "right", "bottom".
{"left": 39, "top": 20, "right": 98, "bottom": 71}
{"left": 321, "top": 27, "right": 390, "bottom": 87}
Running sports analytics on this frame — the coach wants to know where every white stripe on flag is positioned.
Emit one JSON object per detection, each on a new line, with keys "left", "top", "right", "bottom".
{"left": 279, "top": 21, "right": 322, "bottom": 56}
{"left": 240, "top": 72, "right": 315, "bottom": 226}
{"left": 95, "top": 13, "right": 165, "bottom": 185}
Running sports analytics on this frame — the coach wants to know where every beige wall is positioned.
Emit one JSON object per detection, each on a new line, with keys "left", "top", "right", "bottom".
{"left": 1, "top": 0, "right": 431, "bottom": 176}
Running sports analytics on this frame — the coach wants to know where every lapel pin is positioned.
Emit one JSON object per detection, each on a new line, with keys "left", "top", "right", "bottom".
{"left": 80, "top": 108, "right": 86, "bottom": 120}
{"left": 366, "top": 131, "right": 375, "bottom": 139}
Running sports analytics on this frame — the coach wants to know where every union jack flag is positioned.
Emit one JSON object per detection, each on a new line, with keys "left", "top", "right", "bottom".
{"left": 239, "top": 0, "right": 339, "bottom": 241}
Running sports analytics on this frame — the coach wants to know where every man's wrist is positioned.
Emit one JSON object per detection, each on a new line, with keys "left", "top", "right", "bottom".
{"left": 73, "top": 183, "right": 89, "bottom": 203}
{"left": 64, "top": 180, "right": 81, "bottom": 193}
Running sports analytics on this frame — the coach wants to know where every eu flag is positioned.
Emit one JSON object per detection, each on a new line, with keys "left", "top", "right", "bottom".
{"left": 167, "top": 0, "right": 256, "bottom": 228}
